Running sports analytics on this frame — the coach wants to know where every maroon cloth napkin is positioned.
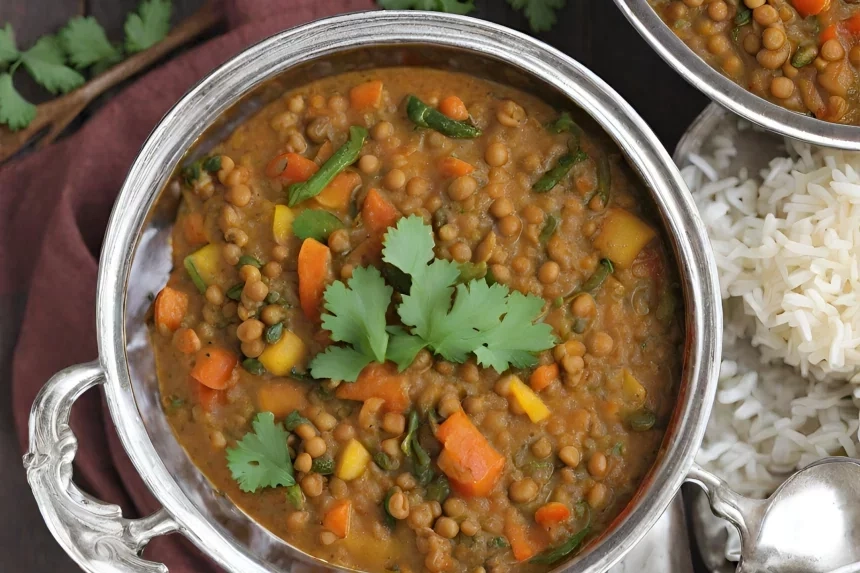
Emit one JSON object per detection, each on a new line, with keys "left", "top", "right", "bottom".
{"left": 0, "top": 0, "right": 373, "bottom": 569}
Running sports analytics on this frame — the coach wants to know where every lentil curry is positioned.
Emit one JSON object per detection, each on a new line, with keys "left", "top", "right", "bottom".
{"left": 652, "top": 0, "right": 860, "bottom": 124}
{"left": 150, "top": 67, "right": 683, "bottom": 572}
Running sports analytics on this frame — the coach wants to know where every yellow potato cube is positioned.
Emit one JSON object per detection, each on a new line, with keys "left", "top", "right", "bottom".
{"left": 592, "top": 208, "right": 656, "bottom": 269}
{"left": 508, "top": 375, "right": 551, "bottom": 423}
{"left": 621, "top": 369, "right": 647, "bottom": 407}
{"left": 273, "top": 205, "right": 295, "bottom": 245}
{"left": 184, "top": 243, "right": 222, "bottom": 292}
{"left": 336, "top": 439, "right": 371, "bottom": 481}
{"left": 258, "top": 330, "right": 306, "bottom": 376}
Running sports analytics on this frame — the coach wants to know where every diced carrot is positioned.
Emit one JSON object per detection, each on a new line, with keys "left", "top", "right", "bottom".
{"left": 820, "top": 24, "right": 839, "bottom": 43}
{"left": 195, "top": 381, "right": 225, "bottom": 412}
{"left": 438, "top": 95, "right": 469, "bottom": 121}
{"left": 154, "top": 286, "right": 188, "bottom": 333}
{"left": 844, "top": 14, "right": 860, "bottom": 35}
{"left": 362, "top": 188, "right": 399, "bottom": 236}
{"left": 336, "top": 362, "right": 409, "bottom": 412}
{"left": 438, "top": 156, "right": 475, "bottom": 178}
{"left": 257, "top": 381, "right": 309, "bottom": 418}
{"left": 349, "top": 80, "right": 384, "bottom": 110}
{"left": 265, "top": 152, "right": 319, "bottom": 182}
{"left": 173, "top": 327, "right": 200, "bottom": 354}
{"left": 792, "top": 0, "right": 830, "bottom": 18}
{"left": 529, "top": 364, "right": 559, "bottom": 392}
{"left": 297, "top": 238, "right": 332, "bottom": 322}
{"left": 315, "top": 140, "right": 334, "bottom": 164}
{"left": 323, "top": 499, "right": 352, "bottom": 538}
{"left": 505, "top": 512, "right": 546, "bottom": 562}
{"left": 316, "top": 171, "right": 361, "bottom": 211}
{"left": 182, "top": 212, "right": 208, "bottom": 245}
{"left": 535, "top": 502, "right": 571, "bottom": 528}
{"left": 190, "top": 347, "right": 238, "bottom": 390}
{"left": 436, "top": 410, "right": 505, "bottom": 497}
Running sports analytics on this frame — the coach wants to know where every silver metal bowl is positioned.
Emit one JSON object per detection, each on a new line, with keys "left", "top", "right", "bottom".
{"left": 614, "top": 0, "right": 860, "bottom": 151}
{"left": 23, "top": 11, "right": 723, "bottom": 573}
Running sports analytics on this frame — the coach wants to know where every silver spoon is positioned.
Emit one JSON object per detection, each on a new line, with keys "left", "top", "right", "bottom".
{"left": 688, "top": 457, "right": 860, "bottom": 573}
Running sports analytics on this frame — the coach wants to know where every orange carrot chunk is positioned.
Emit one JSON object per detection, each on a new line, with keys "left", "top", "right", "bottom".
{"left": 323, "top": 499, "right": 352, "bottom": 538}
{"left": 844, "top": 14, "right": 860, "bottom": 35}
{"left": 362, "top": 188, "right": 399, "bottom": 236}
{"left": 335, "top": 362, "right": 409, "bottom": 412}
{"left": 315, "top": 140, "right": 334, "bottom": 164}
{"left": 182, "top": 212, "right": 208, "bottom": 246}
{"left": 316, "top": 171, "right": 361, "bottom": 211}
{"left": 529, "top": 363, "right": 560, "bottom": 392}
{"left": 265, "top": 152, "right": 319, "bottom": 182}
{"left": 349, "top": 80, "right": 384, "bottom": 110}
{"left": 535, "top": 502, "right": 571, "bottom": 528}
{"left": 438, "top": 156, "right": 475, "bottom": 178}
{"left": 190, "top": 347, "right": 238, "bottom": 390}
{"left": 438, "top": 95, "right": 469, "bottom": 121}
{"left": 195, "top": 381, "right": 226, "bottom": 412}
{"left": 436, "top": 410, "right": 505, "bottom": 497}
{"left": 792, "top": 0, "right": 830, "bottom": 17}
{"left": 505, "top": 512, "right": 546, "bottom": 562}
{"left": 297, "top": 238, "right": 332, "bottom": 322}
{"left": 154, "top": 286, "right": 188, "bottom": 333}
{"left": 174, "top": 327, "right": 200, "bottom": 354}
{"left": 820, "top": 23, "right": 839, "bottom": 43}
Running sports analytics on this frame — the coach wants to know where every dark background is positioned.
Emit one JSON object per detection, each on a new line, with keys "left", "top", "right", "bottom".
{"left": 0, "top": 0, "right": 710, "bottom": 570}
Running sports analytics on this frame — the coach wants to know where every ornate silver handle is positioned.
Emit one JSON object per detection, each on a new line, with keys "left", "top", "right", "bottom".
{"left": 23, "top": 361, "right": 179, "bottom": 573}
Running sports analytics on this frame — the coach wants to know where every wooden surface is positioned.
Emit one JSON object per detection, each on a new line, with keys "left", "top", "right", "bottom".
{"left": 0, "top": 1, "right": 711, "bottom": 571}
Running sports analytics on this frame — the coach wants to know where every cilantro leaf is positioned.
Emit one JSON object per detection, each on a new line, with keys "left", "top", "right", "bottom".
{"left": 0, "top": 24, "right": 19, "bottom": 66}
{"left": 125, "top": 0, "right": 172, "bottom": 53}
{"left": 59, "top": 17, "right": 122, "bottom": 70}
{"left": 0, "top": 73, "right": 36, "bottom": 131}
{"left": 431, "top": 280, "right": 510, "bottom": 362}
{"left": 309, "top": 345, "right": 374, "bottom": 382}
{"left": 474, "top": 290, "right": 556, "bottom": 372}
{"left": 377, "top": 0, "right": 475, "bottom": 14}
{"left": 507, "top": 0, "right": 567, "bottom": 33}
{"left": 225, "top": 412, "right": 295, "bottom": 493}
{"left": 20, "top": 35, "right": 85, "bottom": 94}
{"left": 386, "top": 326, "right": 428, "bottom": 371}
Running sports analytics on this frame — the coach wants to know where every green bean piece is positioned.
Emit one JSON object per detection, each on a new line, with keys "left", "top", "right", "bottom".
{"left": 792, "top": 44, "right": 817, "bottom": 68}
{"left": 402, "top": 410, "right": 420, "bottom": 456}
{"left": 539, "top": 214, "right": 560, "bottom": 243}
{"left": 284, "top": 410, "right": 311, "bottom": 431}
{"left": 547, "top": 111, "right": 583, "bottom": 137}
{"left": 374, "top": 451, "right": 399, "bottom": 471}
{"left": 226, "top": 283, "right": 244, "bottom": 301}
{"left": 242, "top": 358, "right": 266, "bottom": 375}
{"left": 285, "top": 484, "right": 305, "bottom": 509}
{"left": 425, "top": 475, "right": 451, "bottom": 503}
{"left": 264, "top": 322, "right": 284, "bottom": 345}
{"left": 292, "top": 209, "right": 345, "bottom": 242}
{"left": 237, "top": 255, "right": 262, "bottom": 269}
{"left": 405, "top": 95, "right": 482, "bottom": 139}
{"left": 734, "top": 5, "right": 751, "bottom": 26}
{"left": 183, "top": 256, "right": 207, "bottom": 294}
{"left": 383, "top": 488, "right": 397, "bottom": 528}
{"left": 628, "top": 408, "right": 657, "bottom": 432}
{"left": 530, "top": 525, "right": 591, "bottom": 565}
{"left": 311, "top": 457, "right": 335, "bottom": 475}
{"left": 533, "top": 150, "right": 587, "bottom": 193}
{"left": 579, "top": 258, "right": 614, "bottom": 294}
{"left": 288, "top": 125, "right": 368, "bottom": 206}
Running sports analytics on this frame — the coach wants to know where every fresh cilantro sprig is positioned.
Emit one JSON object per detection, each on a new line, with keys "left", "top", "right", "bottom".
{"left": 226, "top": 412, "right": 295, "bottom": 493}
{"left": 309, "top": 266, "right": 393, "bottom": 382}
{"left": 375, "top": 0, "right": 567, "bottom": 33}
{"left": 308, "top": 216, "right": 555, "bottom": 382}
{"left": 0, "top": 0, "right": 172, "bottom": 132}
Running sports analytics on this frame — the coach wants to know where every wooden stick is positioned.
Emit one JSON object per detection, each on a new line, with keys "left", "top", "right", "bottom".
{"left": 0, "top": 0, "right": 224, "bottom": 164}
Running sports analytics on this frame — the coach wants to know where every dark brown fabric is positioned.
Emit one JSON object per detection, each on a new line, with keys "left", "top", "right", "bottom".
{"left": 0, "top": 0, "right": 373, "bottom": 570}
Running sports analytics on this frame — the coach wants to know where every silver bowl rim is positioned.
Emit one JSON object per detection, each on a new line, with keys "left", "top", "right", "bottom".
{"left": 95, "top": 10, "right": 722, "bottom": 573}
{"left": 614, "top": 0, "right": 860, "bottom": 151}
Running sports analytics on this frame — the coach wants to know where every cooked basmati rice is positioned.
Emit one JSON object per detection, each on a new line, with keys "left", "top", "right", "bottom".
{"left": 680, "top": 131, "right": 860, "bottom": 498}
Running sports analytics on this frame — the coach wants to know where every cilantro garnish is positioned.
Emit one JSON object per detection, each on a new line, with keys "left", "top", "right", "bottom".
{"left": 309, "top": 266, "right": 392, "bottom": 382}
{"left": 225, "top": 412, "right": 295, "bottom": 493}
{"left": 125, "top": 0, "right": 172, "bottom": 53}
{"left": 59, "top": 17, "right": 122, "bottom": 70}
{"left": 308, "top": 216, "right": 554, "bottom": 381}
{"left": 19, "top": 36, "right": 85, "bottom": 95}
{"left": 507, "top": 0, "right": 567, "bottom": 33}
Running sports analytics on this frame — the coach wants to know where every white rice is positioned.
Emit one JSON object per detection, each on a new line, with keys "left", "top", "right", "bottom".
{"left": 681, "top": 131, "right": 860, "bottom": 498}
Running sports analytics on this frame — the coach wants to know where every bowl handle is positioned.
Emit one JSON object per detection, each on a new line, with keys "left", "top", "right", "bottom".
{"left": 23, "top": 361, "right": 178, "bottom": 573}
